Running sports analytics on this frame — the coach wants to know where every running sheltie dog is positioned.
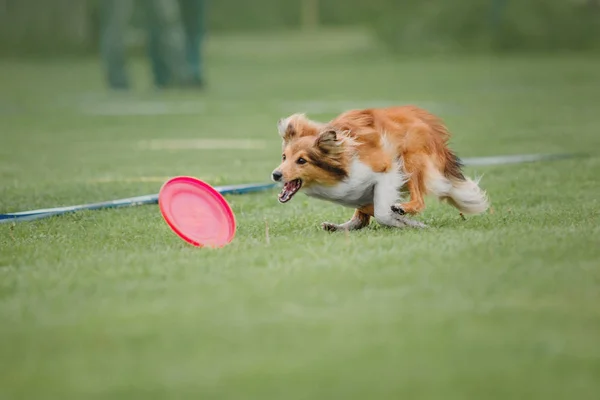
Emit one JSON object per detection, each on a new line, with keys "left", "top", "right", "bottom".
{"left": 271, "top": 105, "right": 489, "bottom": 231}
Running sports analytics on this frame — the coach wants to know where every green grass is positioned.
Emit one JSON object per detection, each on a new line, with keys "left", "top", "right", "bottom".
{"left": 1, "top": 29, "right": 600, "bottom": 399}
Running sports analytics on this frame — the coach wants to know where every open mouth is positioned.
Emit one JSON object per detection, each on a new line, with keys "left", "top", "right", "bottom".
{"left": 278, "top": 179, "right": 302, "bottom": 203}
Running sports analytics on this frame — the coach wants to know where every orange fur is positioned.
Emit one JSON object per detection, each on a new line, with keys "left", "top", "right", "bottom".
{"left": 272, "top": 105, "right": 489, "bottom": 231}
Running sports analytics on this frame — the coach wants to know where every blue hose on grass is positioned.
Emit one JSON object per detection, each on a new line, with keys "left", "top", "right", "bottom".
{"left": 0, "top": 182, "right": 276, "bottom": 224}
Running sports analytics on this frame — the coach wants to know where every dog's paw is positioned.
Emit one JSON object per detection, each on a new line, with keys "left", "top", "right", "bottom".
{"left": 391, "top": 204, "right": 406, "bottom": 215}
{"left": 395, "top": 214, "right": 427, "bottom": 228}
{"left": 321, "top": 222, "right": 341, "bottom": 232}
{"left": 376, "top": 212, "right": 427, "bottom": 229}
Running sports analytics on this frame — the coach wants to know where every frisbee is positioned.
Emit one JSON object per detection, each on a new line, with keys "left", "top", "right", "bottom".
{"left": 158, "top": 176, "right": 236, "bottom": 248}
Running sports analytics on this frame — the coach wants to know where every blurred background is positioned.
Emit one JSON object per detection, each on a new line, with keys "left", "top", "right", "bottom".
{"left": 1, "top": 0, "right": 600, "bottom": 59}
{"left": 1, "top": 0, "right": 599, "bottom": 209}
{"left": 1, "top": 0, "right": 599, "bottom": 196}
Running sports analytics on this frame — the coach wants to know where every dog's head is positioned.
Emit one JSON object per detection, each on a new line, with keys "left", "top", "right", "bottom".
{"left": 271, "top": 114, "right": 349, "bottom": 203}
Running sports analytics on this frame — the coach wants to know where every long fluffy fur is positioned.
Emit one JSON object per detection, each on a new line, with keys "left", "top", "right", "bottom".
{"left": 272, "top": 105, "right": 490, "bottom": 226}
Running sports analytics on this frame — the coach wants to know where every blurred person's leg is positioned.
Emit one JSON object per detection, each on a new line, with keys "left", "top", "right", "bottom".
{"left": 99, "top": 0, "right": 134, "bottom": 89}
{"left": 178, "top": 0, "right": 205, "bottom": 87}
{"left": 490, "top": 0, "right": 507, "bottom": 29}
{"left": 145, "top": 0, "right": 190, "bottom": 87}
{"left": 145, "top": 2, "right": 170, "bottom": 88}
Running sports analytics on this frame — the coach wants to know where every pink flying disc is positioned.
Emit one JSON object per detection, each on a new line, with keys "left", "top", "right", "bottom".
{"left": 158, "top": 176, "right": 236, "bottom": 248}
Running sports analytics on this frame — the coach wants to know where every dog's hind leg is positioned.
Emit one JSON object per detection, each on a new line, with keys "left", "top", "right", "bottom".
{"left": 392, "top": 153, "right": 428, "bottom": 215}
{"left": 322, "top": 207, "right": 372, "bottom": 232}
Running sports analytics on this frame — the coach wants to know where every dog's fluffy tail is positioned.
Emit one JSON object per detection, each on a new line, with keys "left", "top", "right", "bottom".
{"left": 426, "top": 154, "right": 490, "bottom": 215}
{"left": 445, "top": 176, "right": 489, "bottom": 214}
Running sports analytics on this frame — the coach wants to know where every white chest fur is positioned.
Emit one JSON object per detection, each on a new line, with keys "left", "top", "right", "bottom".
{"left": 304, "top": 158, "right": 407, "bottom": 209}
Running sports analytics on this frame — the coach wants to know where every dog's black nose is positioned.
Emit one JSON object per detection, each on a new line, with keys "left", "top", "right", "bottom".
{"left": 272, "top": 170, "right": 283, "bottom": 182}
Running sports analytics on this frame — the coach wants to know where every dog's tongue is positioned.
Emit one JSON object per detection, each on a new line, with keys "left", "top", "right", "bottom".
{"left": 278, "top": 180, "right": 299, "bottom": 203}
{"left": 279, "top": 187, "right": 291, "bottom": 202}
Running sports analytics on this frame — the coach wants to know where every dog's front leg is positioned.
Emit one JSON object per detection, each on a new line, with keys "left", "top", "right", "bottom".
{"left": 322, "top": 208, "right": 371, "bottom": 232}
{"left": 373, "top": 179, "right": 426, "bottom": 229}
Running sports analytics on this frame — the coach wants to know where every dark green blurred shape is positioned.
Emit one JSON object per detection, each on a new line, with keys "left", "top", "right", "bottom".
{"left": 0, "top": 0, "right": 599, "bottom": 56}
{"left": 98, "top": 0, "right": 204, "bottom": 89}
{"left": 366, "top": 0, "right": 600, "bottom": 54}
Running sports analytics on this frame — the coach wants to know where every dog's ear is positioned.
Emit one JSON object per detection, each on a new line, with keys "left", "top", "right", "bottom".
{"left": 277, "top": 118, "right": 289, "bottom": 138}
{"left": 277, "top": 115, "right": 299, "bottom": 141}
{"left": 315, "top": 129, "right": 341, "bottom": 154}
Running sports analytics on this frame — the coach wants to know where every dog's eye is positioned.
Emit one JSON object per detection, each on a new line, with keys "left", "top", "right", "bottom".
{"left": 282, "top": 154, "right": 286, "bottom": 161}
{"left": 296, "top": 157, "right": 307, "bottom": 165}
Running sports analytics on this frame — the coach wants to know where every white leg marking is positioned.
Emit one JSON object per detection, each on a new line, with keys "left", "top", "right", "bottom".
{"left": 374, "top": 173, "right": 402, "bottom": 225}
{"left": 322, "top": 217, "right": 368, "bottom": 232}
{"left": 373, "top": 168, "right": 426, "bottom": 229}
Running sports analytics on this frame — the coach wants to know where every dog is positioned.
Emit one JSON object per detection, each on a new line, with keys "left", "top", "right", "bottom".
{"left": 271, "top": 105, "right": 489, "bottom": 231}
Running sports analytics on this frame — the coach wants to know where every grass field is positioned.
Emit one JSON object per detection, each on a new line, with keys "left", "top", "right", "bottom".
{"left": 1, "top": 29, "right": 600, "bottom": 399}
